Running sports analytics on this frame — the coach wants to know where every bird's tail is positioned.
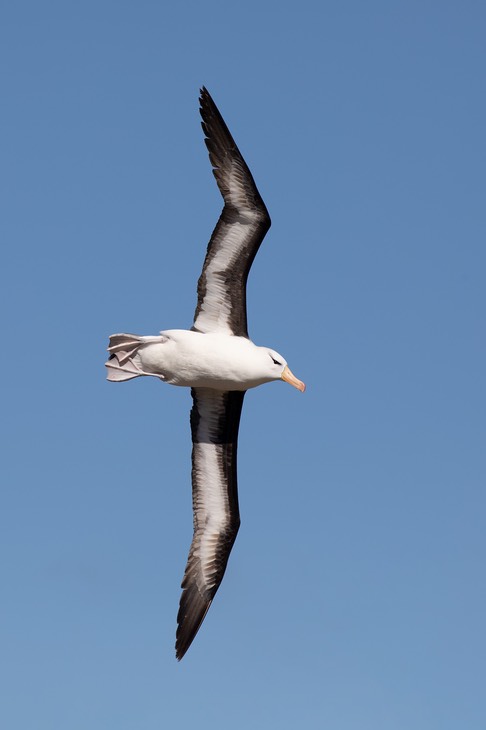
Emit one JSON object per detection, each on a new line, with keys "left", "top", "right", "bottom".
{"left": 105, "top": 333, "right": 145, "bottom": 381}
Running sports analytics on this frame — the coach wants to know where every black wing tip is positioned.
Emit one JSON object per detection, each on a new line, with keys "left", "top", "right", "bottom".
{"left": 199, "top": 85, "right": 211, "bottom": 102}
{"left": 197, "top": 87, "right": 271, "bottom": 226}
{"left": 199, "top": 86, "right": 215, "bottom": 116}
{"left": 175, "top": 590, "right": 213, "bottom": 661}
{"left": 199, "top": 86, "right": 228, "bottom": 141}
{"left": 199, "top": 86, "right": 237, "bottom": 138}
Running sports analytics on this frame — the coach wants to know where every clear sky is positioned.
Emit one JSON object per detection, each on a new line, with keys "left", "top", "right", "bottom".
{"left": 1, "top": 1, "right": 485, "bottom": 728}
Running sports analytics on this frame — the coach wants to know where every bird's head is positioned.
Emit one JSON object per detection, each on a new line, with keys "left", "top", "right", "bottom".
{"left": 265, "top": 349, "right": 306, "bottom": 392}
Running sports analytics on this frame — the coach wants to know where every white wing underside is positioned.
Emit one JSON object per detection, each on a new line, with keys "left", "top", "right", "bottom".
{"left": 193, "top": 217, "right": 262, "bottom": 336}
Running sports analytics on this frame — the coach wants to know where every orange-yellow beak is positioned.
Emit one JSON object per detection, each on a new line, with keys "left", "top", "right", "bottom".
{"left": 281, "top": 365, "right": 306, "bottom": 392}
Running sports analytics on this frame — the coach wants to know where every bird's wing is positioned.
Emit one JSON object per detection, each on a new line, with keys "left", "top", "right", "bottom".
{"left": 176, "top": 387, "right": 245, "bottom": 660}
{"left": 192, "top": 87, "right": 271, "bottom": 338}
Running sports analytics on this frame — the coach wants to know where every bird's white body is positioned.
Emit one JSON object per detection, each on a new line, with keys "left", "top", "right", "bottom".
{"left": 134, "top": 330, "right": 287, "bottom": 390}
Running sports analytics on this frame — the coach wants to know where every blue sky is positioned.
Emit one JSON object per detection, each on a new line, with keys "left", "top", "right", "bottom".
{"left": 1, "top": 1, "right": 485, "bottom": 728}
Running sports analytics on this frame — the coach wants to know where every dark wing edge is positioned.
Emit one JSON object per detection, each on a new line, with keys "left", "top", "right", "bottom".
{"left": 175, "top": 388, "right": 245, "bottom": 660}
{"left": 192, "top": 87, "right": 271, "bottom": 337}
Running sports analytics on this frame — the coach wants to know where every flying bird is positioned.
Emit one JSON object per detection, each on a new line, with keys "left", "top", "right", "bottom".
{"left": 106, "top": 87, "right": 305, "bottom": 660}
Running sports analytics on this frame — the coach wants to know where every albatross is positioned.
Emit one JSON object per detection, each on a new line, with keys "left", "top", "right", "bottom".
{"left": 105, "top": 87, "right": 305, "bottom": 660}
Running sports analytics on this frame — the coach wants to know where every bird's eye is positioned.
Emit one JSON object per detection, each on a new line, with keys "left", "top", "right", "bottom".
{"left": 271, "top": 356, "right": 281, "bottom": 366}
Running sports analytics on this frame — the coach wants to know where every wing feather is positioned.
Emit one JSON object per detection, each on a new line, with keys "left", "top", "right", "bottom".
{"left": 192, "top": 87, "right": 271, "bottom": 337}
{"left": 175, "top": 388, "right": 245, "bottom": 660}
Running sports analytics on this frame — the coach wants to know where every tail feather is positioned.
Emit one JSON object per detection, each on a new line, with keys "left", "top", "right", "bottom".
{"left": 105, "top": 332, "right": 168, "bottom": 382}
{"left": 106, "top": 333, "right": 145, "bottom": 382}
{"left": 107, "top": 333, "right": 143, "bottom": 354}
{"left": 105, "top": 355, "right": 142, "bottom": 381}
